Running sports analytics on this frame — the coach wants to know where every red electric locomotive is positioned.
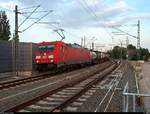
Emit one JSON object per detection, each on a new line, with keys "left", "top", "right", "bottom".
{"left": 34, "top": 41, "right": 92, "bottom": 71}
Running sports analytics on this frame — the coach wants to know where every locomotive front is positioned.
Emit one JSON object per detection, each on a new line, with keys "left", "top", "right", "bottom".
{"left": 34, "top": 42, "right": 56, "bottom": 71}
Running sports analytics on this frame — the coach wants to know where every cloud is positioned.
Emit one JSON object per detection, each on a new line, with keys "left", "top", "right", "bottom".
{"left": 0, "top": 0, "right": 23, "bottom": 10}
{"left": 96, "top": 1, "right": 133, "bottom": 18}
{"left": 61, "top": 0, "right": 133, "bottom": 28}
{"left": 100, "top": 13, "right": 150, "bottom": 27}
{"left": 0, "top": 0, "right": 149, "bottom": 30}
{"left": 44, "top": 0, "right": 133, "bottom": 29}
{"left": 0, "top": 0, "right": 150, "bottom": 49}
{"left": 0, "top": 0, "right": 135, "bottom": 30}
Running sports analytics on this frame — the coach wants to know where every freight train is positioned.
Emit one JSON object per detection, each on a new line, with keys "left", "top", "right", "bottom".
{"left": 34, "top": 41, "right": 109, "bottom": 71}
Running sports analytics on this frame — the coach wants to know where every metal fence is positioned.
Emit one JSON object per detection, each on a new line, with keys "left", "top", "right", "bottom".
{"left": 122, "top": 70, "right": 150, "bottom": 112}
{"left": 0, "top": 40, "right": 38, "bottom": 78}
{"left": 123, "top": 82, "right": 150, "bottom": 112}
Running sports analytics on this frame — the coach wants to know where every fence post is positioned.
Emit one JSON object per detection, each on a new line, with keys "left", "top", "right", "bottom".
{"left": 133, "top": 95, "right": 135, "bottom": 112}
{"left": 123, "top": 95, "right": 126, "bottom": 112}
{"left": 126, "top": 83, "right": 129, "bottom": 112}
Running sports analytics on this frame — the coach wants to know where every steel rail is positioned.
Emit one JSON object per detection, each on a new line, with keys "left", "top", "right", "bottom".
{"left": 0, "top": 71, "right": 56, "bottom": 90}
{"left": 0, "top": 62, "right": 101, "bottom": 90}
{"left": 51, "top": 63, "right": 117, "bottom": 112}
{"left": 5, "top": 62, "right": 114, "bottom": 112}
{"left": 0, "top": 61, "right": 111, "bottom": 90}
{"left": 94, "top": 60, "right": 124, "bottom": 112}
{"left": 104, "top": 69, "right": 124, "bottom": 112}
{"left": 103, "top": 61, "right": 127, "bottom": 112}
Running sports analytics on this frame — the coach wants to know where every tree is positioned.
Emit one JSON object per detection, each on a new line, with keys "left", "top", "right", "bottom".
{"left": 108, "top": 44, "right": 150, "bottom": 61}
{"left": 139, "top": 48, "right": 150, "bottom": 61}
{"left": 0, "top": 11, "right": 11, "bottom": 41}
{"left": 127, "top": 44, "right": 138, "bottom": 60}
{"left": 127, "top": 44, "right": 136, "bottom": 50}
{"left": 108, "top": 46, "right": 127, "bottom": 59}
{"left": 112, "top": 46, "right": 120, "bottom": 59}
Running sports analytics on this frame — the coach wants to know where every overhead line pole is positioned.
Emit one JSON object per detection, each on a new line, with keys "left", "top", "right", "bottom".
{"left": 84, "top": 36, "right": 86, "bottom": 48}
{"left": 120, "top": 41, "right": 123, "bottom": 61}
{"left": 137, "top": 20, "right": 140, "bottom": 60}
{"left": 12, "top": 5, "right": 52, "bottom": 76}
{"left": 92, "top": 42, "right": 94, "bottom": 50}
{"left": 14, "top": 5, "right": 19, "bottom": 76}
{"left": 137, "top": 20, "right": 140, "bottom": 49}
{"left": 113, "top": 20, "right": 141, "bottom": 49}
{"left": 126, "top": 36, "right": 129, "bottom": 59}
{"left": 81, "top": 37, "right": 83, "bottom": 48}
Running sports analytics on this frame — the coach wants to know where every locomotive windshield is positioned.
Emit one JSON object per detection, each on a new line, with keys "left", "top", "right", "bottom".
{"left": 39, "top": 45, "right": 55, "bottom": 52}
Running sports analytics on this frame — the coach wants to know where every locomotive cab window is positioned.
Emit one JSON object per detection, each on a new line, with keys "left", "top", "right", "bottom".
{"left": 39, "top": 45, "right": 55, "bottom": 52}
{"left": 47, "top": 45, "right": 55, "bottom": 51}
{"left": 39, "top": 46, "right": 47, "bottom": 52}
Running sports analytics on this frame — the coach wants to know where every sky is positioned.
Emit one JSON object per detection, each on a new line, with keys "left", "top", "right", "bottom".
{"left": 0, "top": 0, "right": 150, "bottom": 51}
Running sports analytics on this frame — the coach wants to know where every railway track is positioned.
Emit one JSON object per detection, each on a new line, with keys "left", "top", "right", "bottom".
{"left": 0, "top": 63, "right": 98, "bottom": 90}
{"left": 94, "top": 62, "right": 126, "bottom": 112}
{"left": 76, "top": 60, "right": 127, "bottom": 112}
{"left": 5, "top": 60, "right": 119, "bottom": 112}
{"left": 0, "top": 71, "right": 56, "bottom": 90}
{"left": 0, "top": 61, "right": 112, "bottom": 111}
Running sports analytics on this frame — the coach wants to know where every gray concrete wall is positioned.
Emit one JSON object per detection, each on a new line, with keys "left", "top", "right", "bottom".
{"left": 0, "top": 41, "right": 38, "bottom": 75}
{"left": 0, "top": 41, "right": 13, "bottom": 73}
{"left": 18, "top": 42, "right": 38, "bottom": 71}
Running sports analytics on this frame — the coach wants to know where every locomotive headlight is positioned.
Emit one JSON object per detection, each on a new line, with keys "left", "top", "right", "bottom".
{"left": 48, "top": 55, "right": 54, "bottom": 59}
{"left": 36, "top": 56, "right": 41, "bottom": 59}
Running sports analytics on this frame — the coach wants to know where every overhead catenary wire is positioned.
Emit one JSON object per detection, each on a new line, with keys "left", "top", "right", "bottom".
{"left": 21, "top": 10, "right": 53, "bottom": 33}
{"left": 112, "top": 24, "right": 137, "bottom": 35}
{"left": 64, "top": 30, "right": 81, "bottom": 39}
{"left": 77, "top": 0, "right": 98, "bottom": 23}
{"left": 35, "top": 21, "right": 61, "bottom": 31}
{"left": 77, "top": 0, "right": 114, "bottom": 40}
{"left": 18, "top": 5, "right": 41, "bottom": 11}
{"left": 20, "top": 14, "right": 61, "bottom": 30}
{"left": 21, "top": 10, "right": 53, "bottom": 14}
{"left": 78, "top": 0, "right": 117, "bottom": 49}
{"left": 30, "top": 14, "right": 81, "bottom": 40}
{"left": 18, "top": 5, "right": 40, "bottom": 28}
{"left": 37, "top": 22, "right": 60, "bottom": 26}
{"left": 112, "top": 27, "right": 137, "bottom": 39}
{"left": 112, "top": 24, "right": 137, "bottom": 40}
{"left": 93, "top": 0, "right": 112, "bottom": 39}
{"left": 20, "top": 4, "right": 82, "bottom": 41}
{"left": 0, "top": 7, "right": 14, "bottom": 12}
{"left": 20, "top": 13, "right": 40, "bottom": 20}
{"left": 58, "top": 1, "right": 84, "bottom": 42}
{"left": 7, "top": 5, "right": 54, "bottom": 34}
{"left": 77, "top": 0, "right": 103, "bottom": 42}
{"left": 82, "top": 0, "right": 100, "bottom": 22}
